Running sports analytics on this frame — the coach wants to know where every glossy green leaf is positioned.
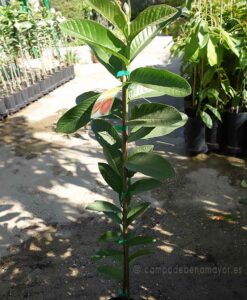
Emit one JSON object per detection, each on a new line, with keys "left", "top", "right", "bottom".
{"left": 127, "top": 236, "right": 156, "bottom": 247}
{"left": 127, "top": 202, "right": 150, "bottom": 225}
{"left": 184, "top": 33, "right": 200, "bottom": 62}
{"left": 129, "top": 4, "right": 178, "bottom": 40}
{"left": 128, "top": 127, "right": 154, "bottom": 142}
{"left": 98, "top": 163, "right": 122, "bottom": 192}
{"left": 129, "top": 10, "right": 180, "bottom": 60}
{"left": 198, "top": 20, "right": 209, "bottom": 49}
{"left": 129, "top": 67, "right": 191, "bottom": 98}
{"left": 128, "top": 82, "right": 165, "bottom": 101}
{"left": 205, "top": 104, "right": 222, "bottom": 122}
{"left": 129, "top": 178, "right": 161, "bottom": 195}
{"left": 104, "top": 211, "right": 122, "bottom": 224}
{"left": 89, "top": 44, "right": 123, "bottom": 78}
{"left": 56, "top": 94, "right": 98, "bottom": 133}
{"left": 136, "top": 112, "right": 188, "bottom": 139}
{"left": 241, "top": 180, "right": 247, "bottom": 189}
{"left": 92, "top": 249, "right": 123, "bottom": 262}
{"left": 85, "top": 0, "right": 128, "bottom": 37}
{"left": 97, "top": 266, "right": 123, "bottom": 280}
{"left": 98, "top": 231, "right": 122, "bottom": 243}
{"left": 129, "top": 249, "right": 154, "bottom": 263}
{"left": 128, "top": 103, "right": 183, "bottom": 127}
{"left": 76, "top": 91, "right": 100, "bottom": 104}
{"left": 61, "top": 19, "right": 128, "bottom": 63}
{"left": 128, "top": 145, "right": 154, "bottom": 157}
{"left": 200, "top": 111, "right": 213, "bottom": 129}
{"left": 220, "top": 28, "right": 239, "bottom": 57}
{"left": 86, "top": 200, "right": 121, "bottom": 214}
{"left": 125, "top": 152, "right": 175, "bottom": 180}
{"left": 91, "top": 119, "right": 122, "bottom": 149}
{"left": 207, "top": 38, "right": 218, "bottom": 66}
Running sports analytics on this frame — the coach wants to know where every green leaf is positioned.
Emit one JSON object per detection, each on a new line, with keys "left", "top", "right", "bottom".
{"left": 91, "top": 119, "right": 122, "bottom": 149}
{"left": 129, "top": 145, "right": 154, "bottom": 157}
{"left": 184, "top": 33, "right": 200, "bottom": 62}
{"left": 128, "top": 103, "right": 183, "bottom": 127}
{"left": 129, "top": 178, "right": 161, "bottom": 195}
{"left": 207, "top": 38, "right": 218, "bottom": 66}
{"left": 92, "top": 249, "right": 123, "bottom": 262}
{"left": 76, "top": 91, "right": 100, "bottom": 104}
{"left": 85, "top": 0, "right": 128, "bottom": 37}
{"left": 129, "top": 67, "right": 191, "bottom": 98}
{"left": 205, "top": 104, "right": 222, "bottom": 122}
{"left": 125, "top": 152, "right": 175, "bottom": 180}
{"left": 98, "top": 163, "right": 122, "bottom": 193}
{"left": 128, "top": 127, "right": 154, "bottom": 142}
{"left": 61, "top": 19, "right": 128, "bottom": 63}
{"left": 89, "top": 44, "right": 123, "bottom": 78}
{"left": 104, "top": 212, "right": 122, "bottom": 225}
{"left": 127, "top": 236, "right": 156, "bottom": 247}
{"left": 220, "top": 28, "right": 239, "bottom": 57}
{"left": 129, "top": 249, "right": 154, "bottom": 263}
{"left": 86, "top": 200, "right": 121, "bottom": 214}
{"left": 56, "top": 94, "right": 98, "bottom": 133}
{"left": 97, "top": 266, "right": 123, "bottom": 280}
{"left": 98, "top": 231, "right": 122, "bottom": 243}
{"left": 127, "top": 202, "right": 150, "bottom": 225}
{"left": 201, "top": 69, "right": 214, "bottom": 87}
{"left": 241, "top": 180, "right": 247, "bottom": 189}
{"left": 128, "top": 82, "right": 165, "bottom": 101}
{"left": 134, "top": 112, "right": 188, "bottom": 139}
{"left": 200, "top": 111, "right": 213, "bottom": 129}
{"left": 198, "top": 20, "right": 209, "bottom": 49}
{"left": 130, "top": 4, "right": 179, "bottom": 40}
{"left": 129, "top": 10, "right": 180, "bottom": 60}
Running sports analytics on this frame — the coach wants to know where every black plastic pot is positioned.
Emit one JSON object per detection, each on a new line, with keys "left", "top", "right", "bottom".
{"left": 33, "top": 82, "right": 42, "bottom": 100}
{"left": 206, "top": 115, "right": 223, "bottom": 151}
{"left": 13, "top": 91, "right": 26, "bottom": 109}
{"left": 184, "top": 108, "right": 208, "bottom": 154}
{"left": 60, "top": 68, "right": 67, "bottom": 84}
{"left": 44, "top": 76, "right": 52, "bottom": 93}
{"left": 68, "top": 65, "right": 75, "bottom": 80}
{"left": 39, "top": 79, "right": 48, "bottom": 95}
{"left": 27, "top": 86, "right": 36, "bottom": 103}
{"left": 0, "top": 98, "right": 8, "bottom": 120}
{"left": 20, "top": 88, "right": 29, "bottom": 105}
{"left": 225, "top": 111, "right": 247, "bottom": 155}
{"left": 3, "top": 94, "right": 18, "bottom": 114}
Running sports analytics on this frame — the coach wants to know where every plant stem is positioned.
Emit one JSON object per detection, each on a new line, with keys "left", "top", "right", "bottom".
{"left": 121, "top": 74, "right": 130, "bottom": 297}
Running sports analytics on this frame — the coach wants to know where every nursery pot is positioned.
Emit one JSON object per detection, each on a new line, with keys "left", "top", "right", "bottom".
{"left": 44, "top": 76, "right": 52, "bottom": 93}
{"left": 68, "top": 65, "right": 75, "bottom": 80}
{"left": 225, "top": 111, "right": 247, "bottom": 155}
{"left": 3, "top": 94, "right": 18, "bottom": 114}
{"left": 13, "top": 91, "right": 26, "bottom": 109}
{"left": 0, "top": 98, "right": 8, "bottom": 120}
{"left": 33, "top": 82, "right": 42, "bottom": 100}
{"left": 39, "top": 79, "right": 48, "bottom": 95}
{"left": 20, "top": 88, "right": 29, "bottom": 105}
{"left": 184, "top": 108, "right": 208, "bottom": 154}
{"left": 27, "top": 86, "right": 36, "bottom": 103}
{"left": 206, "top": 115, "right": 223, "bottom": 151}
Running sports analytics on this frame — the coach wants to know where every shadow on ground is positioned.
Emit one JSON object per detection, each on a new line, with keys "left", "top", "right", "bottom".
{"left": 0, "top": 113, "right": 247, "bottom": 299}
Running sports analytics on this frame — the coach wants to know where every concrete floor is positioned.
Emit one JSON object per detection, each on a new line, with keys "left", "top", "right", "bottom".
{"left": 0, "top": 37, "right": 246, "bottom": 300}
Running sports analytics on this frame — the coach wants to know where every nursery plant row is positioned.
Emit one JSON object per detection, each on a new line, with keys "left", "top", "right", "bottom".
{"left": 0, "top": 65, "right": 75, "bottom": 120}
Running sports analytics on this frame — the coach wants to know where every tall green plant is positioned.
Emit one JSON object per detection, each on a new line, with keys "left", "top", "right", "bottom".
{"left": 56, "top": 0, "right": 191, "bottom": 298}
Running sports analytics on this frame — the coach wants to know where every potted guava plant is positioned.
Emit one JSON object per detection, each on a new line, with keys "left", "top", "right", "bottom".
{"left": 56, "top": 0, "right": 191, "bottom": 299}
{"left": 171, "top": 0, "right": 242, "bottom": 154}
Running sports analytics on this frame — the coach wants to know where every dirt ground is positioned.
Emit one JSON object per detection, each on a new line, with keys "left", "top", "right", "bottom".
{"left": 0, "top": 37, "right": 247, "bottom": 299}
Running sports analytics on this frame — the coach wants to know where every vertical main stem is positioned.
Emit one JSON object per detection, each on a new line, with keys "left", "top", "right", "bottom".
{"left": 121, "top": 75, "right": 130, "bottom": 297}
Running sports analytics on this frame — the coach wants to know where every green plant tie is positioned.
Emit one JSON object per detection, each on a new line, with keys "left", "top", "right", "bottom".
{"left": 43, "top": 0, "right": 50, "bottom": 10}
{"left": 114, "top": 125, "right": 128, "bottom": 132}
{"left": 32, "top": 47, "right": 39, "bottom": 59}
{"left": 117, "top": 70, "right": 130, "bottom": 78}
